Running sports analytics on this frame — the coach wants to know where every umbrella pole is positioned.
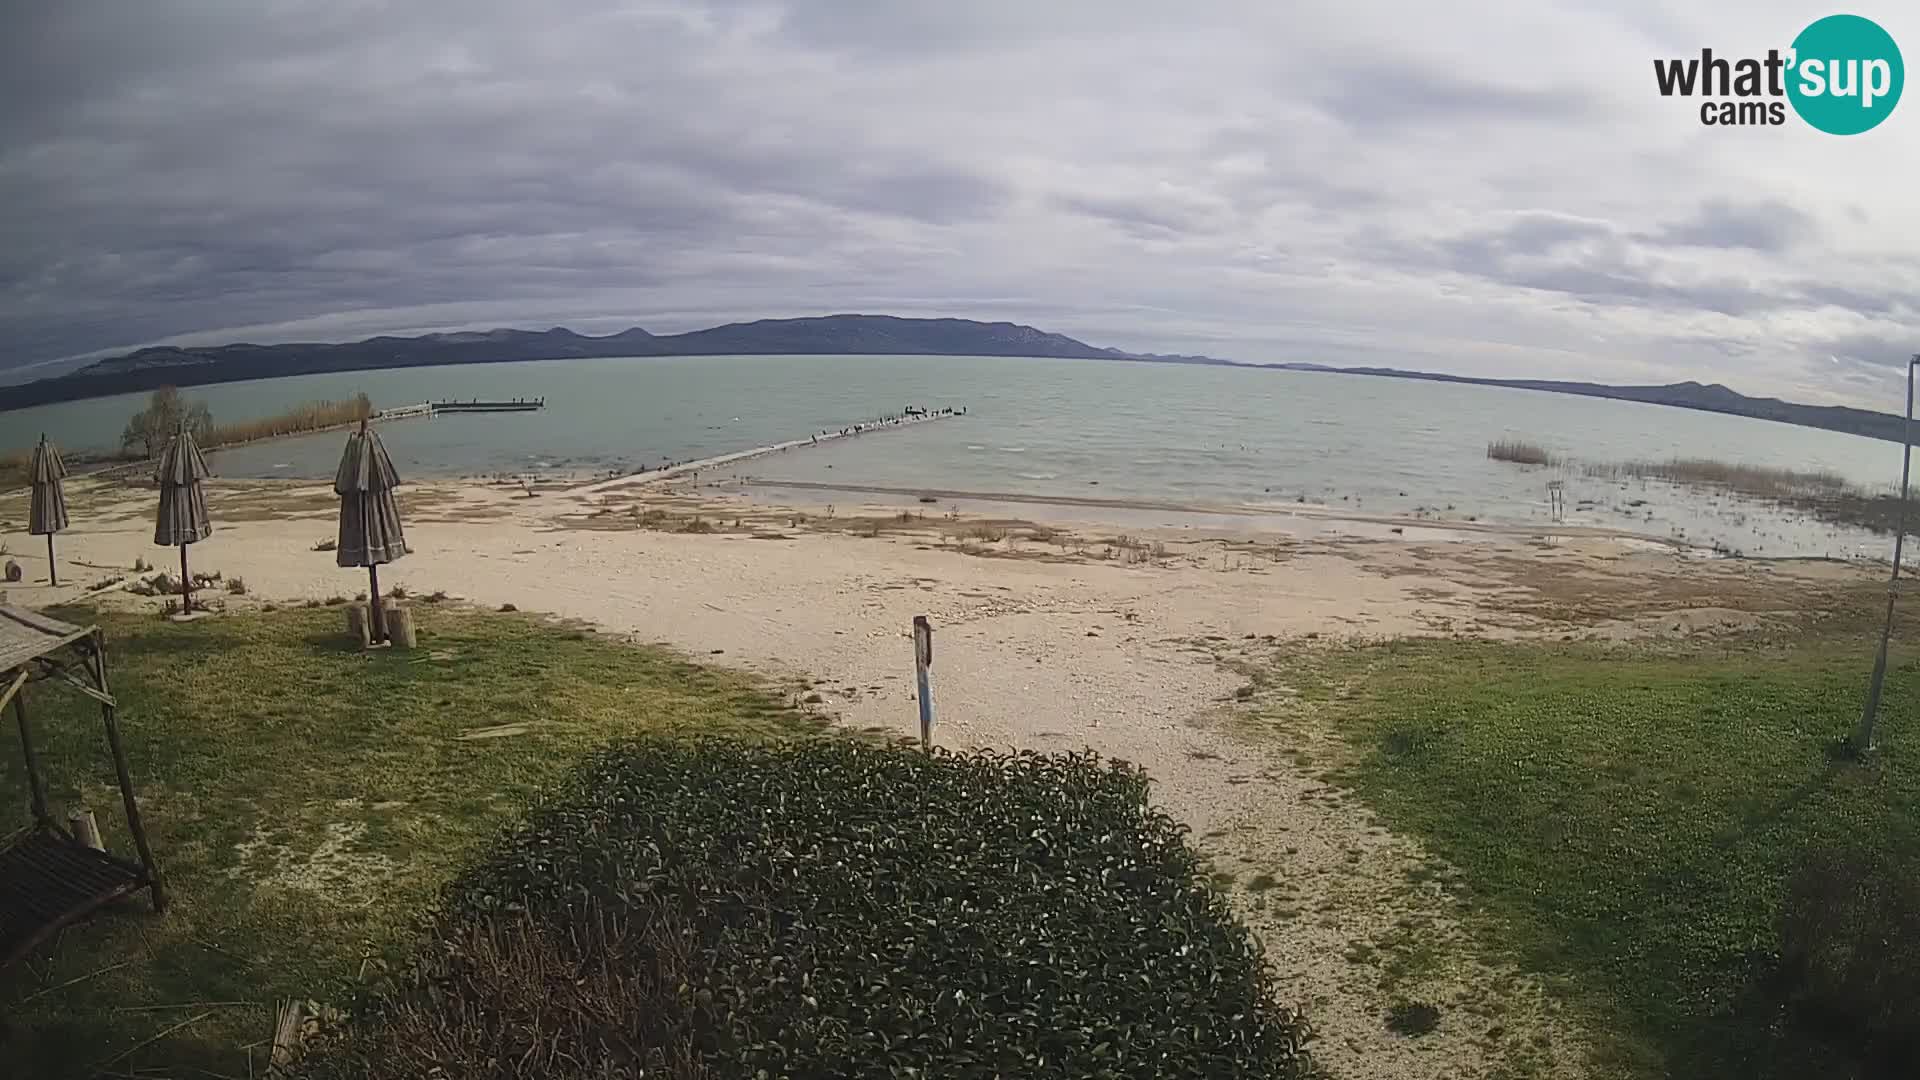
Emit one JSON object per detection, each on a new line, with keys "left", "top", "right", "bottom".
{"left": 46, "top": 534, "right": 57, "bottom": 587}
{"left": 369, "top": 564, "right": 385, "bottom": 643}
{"left": 179, "top": 545, "right": 192, "bottom": 613}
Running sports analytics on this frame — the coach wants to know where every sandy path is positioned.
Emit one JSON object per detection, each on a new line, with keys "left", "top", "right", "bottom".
{"left": 0, "top": 477, "right": 1871, "bottom": 1079}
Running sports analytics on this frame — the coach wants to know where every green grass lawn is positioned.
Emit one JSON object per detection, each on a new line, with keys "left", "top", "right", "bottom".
{"left": 0, "top": 605, "right": 825, "bottom": 1077}
{"left": 1274, "top": 631, "right": 1920, "bottom": 1079}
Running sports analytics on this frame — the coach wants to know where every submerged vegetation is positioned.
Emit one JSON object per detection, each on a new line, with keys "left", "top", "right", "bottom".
{"left": 1486, "top": 438, "right": 1556, "bottom": 466}
{"left": 1484, "top": 438, "right": 1908, "bottom": 536}
{"left": 1588, "top": 457, "right": 1850, "bottom": 495}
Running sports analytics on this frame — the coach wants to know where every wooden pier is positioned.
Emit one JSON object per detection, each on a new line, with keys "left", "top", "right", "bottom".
{"left": 575, "top": 406, "right": 963, "bottom": 495}
{"left": 430, "top": 398, "right": 545, "bottom": 413}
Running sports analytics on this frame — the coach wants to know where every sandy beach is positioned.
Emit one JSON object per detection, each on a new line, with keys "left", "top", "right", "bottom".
{"left": 0, "top": 473, "right": 1876, "bottom": 1079}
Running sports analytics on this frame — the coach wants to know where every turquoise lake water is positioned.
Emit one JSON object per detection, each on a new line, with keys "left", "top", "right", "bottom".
{"left": 2, "top": 354, "right": 1908, "bottom": 560}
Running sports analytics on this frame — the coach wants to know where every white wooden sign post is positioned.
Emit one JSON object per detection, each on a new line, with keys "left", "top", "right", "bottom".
{"left": 913, "top": 615, "right": 934, "bottom": 750}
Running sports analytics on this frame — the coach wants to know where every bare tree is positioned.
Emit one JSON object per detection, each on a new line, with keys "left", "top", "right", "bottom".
{"left": 121, "top": 387, "right": 213, "bottom": 458}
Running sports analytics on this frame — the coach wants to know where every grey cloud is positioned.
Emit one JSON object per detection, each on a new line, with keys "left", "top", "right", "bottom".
{"left": 1422, "top": 209, "right": 1907, "bottom": 325}
{"left": 1, "top": 0, "right": 1917, "bottom": 404}
{"left": 1054, "top": 194, "right": 1219, "bottom": 239}
{"left": 1645, "top": 199, "right": 1817, "bottom": 252}
{"left": 1806, "top": 331, "right": 1920, "bottom": 372}
{"left": 1308, "top": 61, "right": 1598, "bottom": 134}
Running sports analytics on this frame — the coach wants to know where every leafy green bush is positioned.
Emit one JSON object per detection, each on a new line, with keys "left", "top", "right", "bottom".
{"left": 295, "top": 740, "right": 1315, "bottom": 1079}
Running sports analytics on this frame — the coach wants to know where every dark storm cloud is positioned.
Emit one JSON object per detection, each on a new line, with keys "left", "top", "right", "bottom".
{"left": 1, "top": 0, "right": 1916, "bottom": 402}
{"left": 1, "top": 2, "right": 1024, "bottom": 367}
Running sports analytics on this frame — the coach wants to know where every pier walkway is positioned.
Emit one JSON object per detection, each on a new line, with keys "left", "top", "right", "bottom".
{"left": 573, "top": 406, "right": 963, "bottom": 495}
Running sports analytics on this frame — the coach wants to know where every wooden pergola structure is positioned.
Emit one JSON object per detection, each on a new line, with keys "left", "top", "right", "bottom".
{"left": 0, "top": 604, "right": 166, "bottom": 970}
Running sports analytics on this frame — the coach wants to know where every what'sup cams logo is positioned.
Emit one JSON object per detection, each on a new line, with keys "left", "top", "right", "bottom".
{"left": 1654, "top": 13, "right": 1903, "bottom": 133}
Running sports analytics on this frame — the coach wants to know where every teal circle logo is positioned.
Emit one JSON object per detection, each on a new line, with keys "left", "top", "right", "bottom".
{"left": 1787, "top": 14, "right": 1904, "bottom": 134}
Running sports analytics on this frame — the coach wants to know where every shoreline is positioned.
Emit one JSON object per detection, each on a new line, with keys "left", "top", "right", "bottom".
{"left": 728, "top": 478, "right": 1713, "bottom": 551}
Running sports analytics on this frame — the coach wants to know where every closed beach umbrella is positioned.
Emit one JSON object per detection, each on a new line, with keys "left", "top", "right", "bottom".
{"left": 28, "top": 434, "right": 69, "bottom": 587}
{"left": 334, "top": 419, "right": 408, "bottom": 642}
{"left": 154, "top": 426, "right": 213, "bottom": 612}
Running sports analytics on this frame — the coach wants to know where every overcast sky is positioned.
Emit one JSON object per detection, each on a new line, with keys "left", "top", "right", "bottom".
{"left": 3, "top": 1, "right": 1917, "bottom": 404}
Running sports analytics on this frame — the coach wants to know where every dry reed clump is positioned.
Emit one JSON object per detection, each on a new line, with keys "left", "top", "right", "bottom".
{"left": 1487, "top": 439, "right": 1556, "bottom": 466}
{"left": 1582, "top": 455, "right": 1904, "bottom": 534}
{"left": 205, "top": 394, "right": 374, "bottom": 448}
{"left": 1584, "top": 458, "right": 1851, "bottom": 497}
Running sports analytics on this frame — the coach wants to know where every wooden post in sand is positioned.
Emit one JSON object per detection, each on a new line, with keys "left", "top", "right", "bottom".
{"left": 386, "top": 604, "right": 417, "bottom": 650}
{"left": 346, "top": 603, "right": 372, "bottom": 649}
{"left": 69, "top": 808, "right": 104, "bottom": 852}
{"left": 913, "top": 616, "right": 934, "bottom": 750}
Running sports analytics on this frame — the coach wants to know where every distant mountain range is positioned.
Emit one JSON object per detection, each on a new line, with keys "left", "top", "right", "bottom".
{"left": 0, "top": 313, "right": 1906, "bottom": 444}
{"left": 1263, "top": 365, "right": 1916, "bottom": 444}
{"left": 0, "top": 315, "right": 1228, "bottom": 411}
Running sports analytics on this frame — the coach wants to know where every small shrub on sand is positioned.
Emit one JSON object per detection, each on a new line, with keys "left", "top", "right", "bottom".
{"left": 291, "top": 741, "right": 1315, "bottom": 1080}
{"left": 1487, "top": 439, "right": 1554, "bottom": 466}
{"left": 226, "top": 577, "right": 247, "bottom": 595}
{"left": 1386, "top": 1001, "right": 1442, "bottom": 1037}
{"left": 389, "top": 584, "right": 408, "bottom": 599}
{"left": 498, "top": 602, "right": 518, "bottom": 612}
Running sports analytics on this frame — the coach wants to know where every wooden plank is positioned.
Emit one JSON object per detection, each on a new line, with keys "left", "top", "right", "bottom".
{"left": 0, "top": 832, "right": 149, "bottom": 970}
{"left": 0, "top": 604, "right": 87, "bottom": 637}
{"left": 12, "top": 689, "right": 49, "bottom": 825}
{"left": 48, "top": 667, "right": 115, "bottom": 708}
{"left": 92, "top": 633, "right": 167, "bottom": 913}
{"left": 0, "top": 667, "right": 26, "bottom": 715}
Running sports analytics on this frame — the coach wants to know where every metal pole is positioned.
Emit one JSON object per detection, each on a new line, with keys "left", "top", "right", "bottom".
{"left": 368, "top": 562, "right": 384, "bottom": 644}
{"left": 46, "top": 533, "right": 57, "bottom": 587}
{"left": 178, "top": 544, "right": 192, "bottom": 614}
{"left": 913, "top": 616, "right": 934, "bottom": 750}
{"left": 1856, "top": 354, "right": 1920, "bottom": 753}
